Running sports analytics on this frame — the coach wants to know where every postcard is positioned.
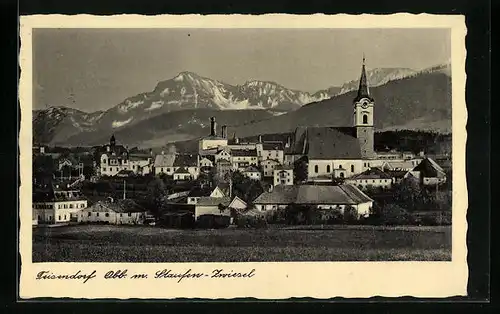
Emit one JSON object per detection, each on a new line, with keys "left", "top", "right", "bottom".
{"left": 19, "top": 13, "right": 468, "bottom": 299}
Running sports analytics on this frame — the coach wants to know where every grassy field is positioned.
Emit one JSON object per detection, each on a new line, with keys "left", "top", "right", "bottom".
{"left": 32, "top": 224, "right": 451, "bottom": 262}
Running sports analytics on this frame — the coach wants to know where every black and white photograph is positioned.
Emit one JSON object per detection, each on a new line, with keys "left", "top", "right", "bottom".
{"left": 19, "top": 14, "right": 468, "bottom": 299}
{"left": 30, "top": 26, "right": 454, "bottom": 263}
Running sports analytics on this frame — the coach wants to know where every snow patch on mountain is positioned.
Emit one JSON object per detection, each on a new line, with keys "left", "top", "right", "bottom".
{"left": 112, "top": 117, "right": 133, "bottom": 128}
{"left": 145, "top": 100, "right": 165, "bottom": 111}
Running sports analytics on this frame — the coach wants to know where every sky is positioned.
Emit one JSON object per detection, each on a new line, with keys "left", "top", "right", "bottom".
{"left": 33, "top": 28, "right": 451, "bottom": 112}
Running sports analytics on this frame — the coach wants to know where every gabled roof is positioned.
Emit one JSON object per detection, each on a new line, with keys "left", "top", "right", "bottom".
{"left": 173, "top": 167, "right": 190, "bottom": 174}
{"left": 382, "top": 161, "right": 415, "bottom": 170}
{"left": 88, "top": 199, "right": 146, "bottom": 213}
{"left": 275, "top": 164, "right": 294, "bottom": 171}
{"left": 228, "top": 196, "right": 247, "bottom": 209}
{"left": 196, "top": 196, "right": 231, "bottom": 207}
{"left": 349, "top": 168, "right": 392, "bottom": 180}
{"left": 243, "top": 166, "right": 260, "bottom": 173}
{"left": 231, "top": 149, "right": 258, "bottom": 157}
{"left": 33, "top": 187, "right": 86, "bottom": 202}
{"left": 154, "top": 154, "right": 175, "bottom": 167}
{"left": 412, "top": 158, "right": 446, "bottom": 178}
{"left": 173, "top": 154, "right": 198, "bottom": 167}
{"left": 262, "top": 142, "right": 284, "bottom": 151}
{"left": 116, "top": 169, "right": 135, "bottom": 176}
{"left": 253, "top": 184, "right": 372, "bottom": 205}
{"left": 293, "top": 126, "right": 361, "bottom": 159}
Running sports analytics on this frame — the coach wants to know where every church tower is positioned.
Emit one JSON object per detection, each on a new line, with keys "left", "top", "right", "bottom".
{"left": 353, "top": 55, "right": 375, "bottom": 158}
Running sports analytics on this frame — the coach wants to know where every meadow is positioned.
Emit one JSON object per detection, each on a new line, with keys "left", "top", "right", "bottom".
{"left": 32, "top": 224, "right": 451, "bottom": 262}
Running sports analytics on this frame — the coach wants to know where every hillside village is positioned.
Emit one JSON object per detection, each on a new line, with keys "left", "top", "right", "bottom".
{"left": 32, "top": 59, "right": 452, "bottom": 229}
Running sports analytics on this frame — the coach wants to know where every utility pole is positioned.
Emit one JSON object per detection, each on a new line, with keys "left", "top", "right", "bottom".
{"left": 123, "top": 180, "right": 126, "bottom": 200}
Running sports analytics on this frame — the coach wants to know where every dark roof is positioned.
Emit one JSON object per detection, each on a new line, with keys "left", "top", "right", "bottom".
{"left": 253, "top": 184, "right": 372, "bottom": 205}
{"left": 294, "top": 127, "right": 361, "bottom": 159}
{"left": 231, "top": 149, "right": 257, "bottom": 157}
{"left": 33, "top": 188, "right": 86, "bottom": 203}
{"left": 173, "top": 154, "right": 198, "bottom": 167}
{"left": 353, "top": 58, "right": 374, "bottom": 102}
{"left": 154, "top": 154, "right": 175, "bottom": 167}
{"left": 188, "top": 186, "right": 214, "bottom": 197}
{"left": 243, "top": 166, "right": 260, "bottom": 173}
{"left": 348, "top": 168, "right": 392, "bottom": 180}
{"left": 196, "top": 197, "right": 231, "bottom": 206}
{"left": 89, "top": 199, "right": 146, "bottom": 213}
{"left": 275, "top": 164, "right": 294, "bottom": 171}
{"left": 412, "top": 158, "right": 446, "bottom": 178}
{"left": 262, "top": 142, "right": 284, "bottom": 151}
{"left": 116, "top": 169, "right": 135, "bottom": 176}
{"left": 174, "top": 167, "right": 190, "bottom": 174}
{"left": 385, "top": 170, "right": 408, "bottom": 179}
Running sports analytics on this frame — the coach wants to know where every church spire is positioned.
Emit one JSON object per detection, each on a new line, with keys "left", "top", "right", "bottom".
{"left": 355, "top": 54, "right": 372, "bottom": 101}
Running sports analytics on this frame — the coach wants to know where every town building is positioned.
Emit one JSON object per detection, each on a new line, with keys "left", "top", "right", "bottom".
{"left": 194, "top": 196, "right": 231, "bottom": 220}
{"left": 284, "top": 58, "right": 378, "bottom": 182}
{"left": 173, "top": 154, "right": 200, "bottom": 179}
{"left": 381, "top": 161, "right": 415, "bottom": 172}
{"left": 273, "top": 165, "right": 294, "bottom": 186}
{"left": 187, "top": 185, "right": 226, "bottom": 205}
{"left": 231, "top": 149, "right": 258, "bottom": 170}
{"left": 173, "top": 167, "right": 192, "bottom": 181}
{"left": 406, "top": 157, "right": 447, "bottom": 186}
{"left": 242, "top": 166, "right": 262, "bottom": 180}
{"left": 261, "top": 159, "right": 281, "bottom": 177}
{"left": 76, "top": 198, "right": 147, "bottom": 225}
{"left": 98, "top": 135, "right": 131, "bottom": 177}
{"left": 198, "top": 117, "right": 228, "bottom": 152}
{"left": 215, "top": 159, "right": 232, "bottom": 181}
{"left": 153, "top": 153, "right": 176, "bottom": 176}
{"left": 345, "top": 168, "right": 393, "bottom": 190}
{"left": 258, "top": 142, "right": 285, "bottom": 164}
{"left": 252, "top": 184, "right": 374, "bottom": 218}
{"left": 33, "top": 186, "right": 88, "bottom": 224}
{"left": 199, "top": 156, "right": 214, "bottom": 168}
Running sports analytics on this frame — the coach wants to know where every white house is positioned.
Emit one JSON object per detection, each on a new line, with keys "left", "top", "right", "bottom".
{"left": 198, "top": 117, "right": 228, "bottom": 152}
{"left": 345, "top": 168, "right": 393, "bottom": 190}
{"left": 252, "top": 184, "right": 374, "bottom": 218}
{"left": 231, "top": 149, "right": 258, "bottom": 170}
{"left": 261, "top": 159, "right": 281, "bottom": 177}
{"left": 214, "top": 147, "right": 232, "bottom": 163}
{"left": 258, "top": 142, "right": 285, "bottom": 164}
{"left": 154, "top": 153, "right": 176, "bottom": 176}
{"left": 187, "top": 185, "right": 226, "bottom": 205}
{"left": 242, "top": 166, "right": 262, "bottom": 180}
{"left": 381, "top": 161, "right": 415, "bottom": 172}
{"left": 99, "top": 135, "right": 131, "bottom": 177}
{"left": 199, "top": 157, "right": 214, "bottom": 168}
{"left": 194, "top": 197, "right": 231, "bottom": 220}
{"left": 76, "top": 199, "right": 147, "bottom": 225}
{"left": 173, "top": 167, "right": 192, "bottom": 181}
{"left": 33, "top": 187, "right": 88, "bottom": 224}
{"left": 273, "top": 165, "right": 294, "bottom": 186}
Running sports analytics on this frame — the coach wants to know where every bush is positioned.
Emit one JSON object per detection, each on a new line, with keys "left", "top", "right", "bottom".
{"left": 236, "top": 215, "right": 267, "bottom": 229}
{"left": 196, "top": 214, "right": 230, "bottom": 229}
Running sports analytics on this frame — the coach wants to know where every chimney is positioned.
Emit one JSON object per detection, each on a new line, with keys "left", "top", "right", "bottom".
{"left": 268, "top": 184, "right": 274, "bottom": 193}
{"left": 258, "top": 135, "right": 262, "bottom": 143}
{"left": 285, "top": 136, "right": 291, "bottom": 148}
{"left": 107, "top": 145, "right": 110, "bottom": 152}
{"left": 210, "top": 117, "right": 216, "bottom": 136}
{"left": 235, "top": 137, "right": 239, "bottom": 144}
{"left": 221, "top": 125, "right": 227, "bottom": 139}
{"left": 161, "top": 151, "right": 165, "bottom": 155}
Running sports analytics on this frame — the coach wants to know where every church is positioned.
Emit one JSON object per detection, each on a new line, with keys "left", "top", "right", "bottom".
{"left": 290, "top": 57, "right": 381, "bottom": 182}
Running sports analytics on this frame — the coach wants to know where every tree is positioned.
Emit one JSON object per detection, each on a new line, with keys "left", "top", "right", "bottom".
{"left": 393, "top": 178, "right": 423, "bottom": 210}
{"left": 146, "top": 178, "right": 168, "bottom": 218}
{"left": 343, "top": 205, "right": 358, "bottom": 223}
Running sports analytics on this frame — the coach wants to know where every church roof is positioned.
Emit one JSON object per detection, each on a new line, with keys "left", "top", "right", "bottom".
{"left": 354, "top": 56, "right": 374, "bottom": 102}
{"left": 293, "top": 126, "right": 361, "bottom": 159}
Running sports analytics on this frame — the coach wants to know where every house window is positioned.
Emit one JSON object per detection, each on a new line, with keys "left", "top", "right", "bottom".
{"left": 120, "top": 214, "right": 122, "bottom": 217}
{"left": 314, "top": 165, "right": 319, "bottom": 173}
{"left": 38, "top": 215, "right": 41, "bottom": 220}
{"left": 64, "top": 204, "right": 68, "bottom": 209}
{"left": 128, "top": 213, "right": 132, "bottom": 217}
{"left": 351, "top": 165, "right": 355, "bottom": 172}
{"left": 58, "top": 215, "right": 61, "bottom": 220}
{"left": 105, "top": 213, "right": 109, "bottom": 217}
{"left": 326, "top": 165, "right": 331, "bottom": 173}
{"left": 88, "top": 212, "right": 91, "bottom": 217}
{"left": 69, "top": 204, "right": 73, "bottom": 209}
{"left": 339, "top": 165, "right": 343, "bottom": 169}
{"left": 103, "top": 167, "right": 106, "bottom": 172}
{"left": 64, "top": 215, "right": 67, "bottom": 220}
{"left": 96, "top": 212, "right": 99, "bottom": 217}
{"left": 340, "top": 173, "right": 344, "bottom": 178}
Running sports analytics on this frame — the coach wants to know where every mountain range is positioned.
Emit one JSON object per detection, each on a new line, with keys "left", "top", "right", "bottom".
{"left": 33, "top": 64, "right": 451, "bottom": 147}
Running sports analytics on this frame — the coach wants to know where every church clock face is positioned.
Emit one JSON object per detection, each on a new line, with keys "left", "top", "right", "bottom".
{"left": 361, "top": 101, "right": 368, "bottom": 109}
